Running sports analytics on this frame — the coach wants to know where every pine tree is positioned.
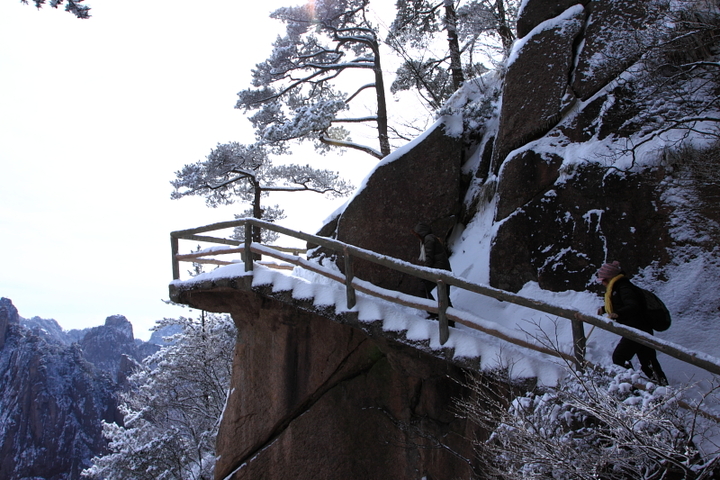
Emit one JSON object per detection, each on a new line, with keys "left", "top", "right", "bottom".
{"left": 82, "top": 314, "right": 237, "bottom": 480}
{"left": 236, "top": 0, "right": 391, "bottom": 159}
{"left": 170, "top": 142, "right": 353, "bottom": 243}
{"left": 387, "top": 0, "right": 519, "bottom": 110}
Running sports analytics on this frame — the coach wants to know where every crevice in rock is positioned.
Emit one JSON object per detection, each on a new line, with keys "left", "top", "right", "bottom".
{"left": 568, "top": 5, "right": 591, "bottom": 100}
{"left": 228, "top": 336, "right": 384, "bottom": 476}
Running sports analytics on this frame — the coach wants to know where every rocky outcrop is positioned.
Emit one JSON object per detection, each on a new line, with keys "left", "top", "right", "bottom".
{"left": 477, "top": 0, "right": 719, "bottom": 292}
{"left": 490, "top": 5, "right": 584, "bottom": 174}
{"left": 0, "top": 299, "right": 167, "bottom": 480}
{"left": 0, "top": 297, "right": 18, "bottom": 350}
{"left": 317, "top": 121, "right": 462, "bottom": 297}
{"left": 80, "top": 315, "right": 140, "bottom": 377}
{"left": 0, "top": 300, "right": 122, "bottom": 480}
{"left": 21, "top": 316, "right": 68, "bottom": 343}
{"left": 178, "top": 288, "right": 499, "bottom": 480}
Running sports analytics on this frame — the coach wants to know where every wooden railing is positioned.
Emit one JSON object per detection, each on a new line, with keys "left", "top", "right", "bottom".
{"left": 171, "top": 218, "right": 720, "bottom": 377}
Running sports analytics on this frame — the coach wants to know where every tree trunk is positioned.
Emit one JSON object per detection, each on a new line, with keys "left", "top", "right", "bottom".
{"left": 372, "top": 39, "right": 391, "bottom": 158}
{"left": 495, "top": 0, "right": 515, "bottom": 55}
{"left": 252, "top": 182, "right": 262, "bottom": 245}
{"left": 444, "top": 0, "right": 465, "bottom": 91}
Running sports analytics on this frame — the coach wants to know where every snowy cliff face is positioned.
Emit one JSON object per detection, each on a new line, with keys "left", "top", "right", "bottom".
{"left": 447, "top": 0, "right": 720, "bottom": 297}
{"left": 80, "top": 315, "right": 142, "bottom": 378}
{"left": 438, "top": 0, "right": 720, "bottom": 384}
{"left": 322, "top": 0, "right": 720, "bottom": 302}
{"left": 316, "top": 121, "right": 463, "bottom": 296}
{"left": 0, "top": 299, "right": 163, "bottom": 480}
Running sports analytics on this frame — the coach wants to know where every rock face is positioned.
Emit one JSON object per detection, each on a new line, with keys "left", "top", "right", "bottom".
{"left": 0, "top": 299, "right": 164, "bottom": 480}
{"left": 181, "top": 290, "right": 490, "bottom": 480}
{"left": 81, "top": 315, "right": 141, "bottom": 378}
{"left": 491, "top": 163, "right": 672, "bottom": 292}
{"left": 0, "top": 299, "right": 122, "bottom": 480}
{"left": 491, "top": 5, "right": 585, "bottom": 174}
{"left": 477, "top": 0, "right": 719, "bottom": 292}
{"left": 570, "top": 0, "right": 669, "bottom": 101}
{"left": 0, "top": 297, "right": 17, "bottom": 350}
{"left": 317, "top": 122, "right": 463, "bottom": 296}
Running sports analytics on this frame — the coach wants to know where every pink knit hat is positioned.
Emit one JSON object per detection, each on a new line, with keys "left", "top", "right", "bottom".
{"left": 597, "top": 261, "right": 622, "bottom": 280}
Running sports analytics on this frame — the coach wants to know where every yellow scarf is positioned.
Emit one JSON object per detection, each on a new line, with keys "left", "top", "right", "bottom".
{"left": 605, "top": 273, "right": 625, "bottom": 313}
{"left": 604, "top": 274, "right": 625, "bottom": 314}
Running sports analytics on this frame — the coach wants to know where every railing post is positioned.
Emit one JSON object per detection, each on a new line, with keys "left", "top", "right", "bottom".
{"left": 571, "top": 317, "right": 587, "bottom": 370}
{"left": 437, "top": 280, "right": 449, "bottom": 345}
{"left": 343, "top": 247, "right": 356, "bottom": 309}
{"left": 244, "top": 223, "right": 253, "bottom": 272}
{"left": 171, "top": 235, "right": 180, "bottom": 280}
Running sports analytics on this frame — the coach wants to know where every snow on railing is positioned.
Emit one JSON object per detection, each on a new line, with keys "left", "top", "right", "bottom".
{"left": 171, "top": 218, "right": 720, "bottom": 377}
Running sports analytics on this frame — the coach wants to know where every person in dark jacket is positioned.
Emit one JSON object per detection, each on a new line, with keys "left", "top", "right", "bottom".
{"left": 413, "top": 223, "right": 454, "bottom": 325}
{"left": 597, "top": 261, "right": 668, "bottom": 385}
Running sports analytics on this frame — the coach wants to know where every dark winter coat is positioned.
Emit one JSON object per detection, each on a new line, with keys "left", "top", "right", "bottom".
{"left": 605, "top": 275, "right": 668, "bottom": 385}
{"left": 606, "top": 276, "right": 651, "bottom": 333}
{"left": 413, "top": 223, "right": 451, "bottom": 271}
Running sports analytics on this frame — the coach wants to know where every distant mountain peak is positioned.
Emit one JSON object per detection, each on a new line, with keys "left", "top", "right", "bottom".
{"left": 103, "top": 314, "right": 134, "bottom": 340}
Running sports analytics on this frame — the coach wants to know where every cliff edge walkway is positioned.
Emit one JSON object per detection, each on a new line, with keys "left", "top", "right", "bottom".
{"left": 169, "top": 218, "right": 720, "bottom": 381}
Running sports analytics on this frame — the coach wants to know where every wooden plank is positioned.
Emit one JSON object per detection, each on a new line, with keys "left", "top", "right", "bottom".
{"left": 178, "top": 258, "right": 235, "bottom": 266}
{"left": 344, "top": 248, "right": 356, "bottom": 309}
{"left": 171, "top": 235, "right": 180, "bottom": 280}
{"left": 180, "top": 234, "right": 242, "bottom": 247}
{"left": 244, "top": 224, "right": 253, "bottom": 271}
{"left": 176, "top": 247, "right": 245, "bottom": 260}
{"left": 267, "top": 245, "right": 307, "bottom": 255}
{"left": 438, "top": 280, "right": 449, "bottom": 345}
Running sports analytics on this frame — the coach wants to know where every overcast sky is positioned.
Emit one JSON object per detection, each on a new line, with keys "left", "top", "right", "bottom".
{"left": 0, "top": 0, "right": 380, "bottom": 339}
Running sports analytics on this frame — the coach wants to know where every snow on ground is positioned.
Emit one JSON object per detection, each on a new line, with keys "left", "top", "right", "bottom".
{"left": 175, "top": 250, "right": 567, "bottom": 386}
{"left": 175, "top": 224, "right": 720, "bottom": 396}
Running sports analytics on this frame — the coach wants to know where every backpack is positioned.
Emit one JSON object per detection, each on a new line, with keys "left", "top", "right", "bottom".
{"left": 639, "top": 288, "right": 672, "bottom": 331}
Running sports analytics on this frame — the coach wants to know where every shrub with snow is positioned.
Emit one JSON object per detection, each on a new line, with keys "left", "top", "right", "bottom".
{"left": 461, "top": 365, "right": 720, "bottom": 479}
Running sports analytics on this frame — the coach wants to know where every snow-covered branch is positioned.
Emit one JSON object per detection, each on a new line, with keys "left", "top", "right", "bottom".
{"left": 319, "top": 135, "right": 384, "bottom": 159}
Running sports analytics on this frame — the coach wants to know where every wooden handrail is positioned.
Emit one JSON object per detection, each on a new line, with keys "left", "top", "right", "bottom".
{"left": 171, "top": 218, "right": 720, "bottom": 377}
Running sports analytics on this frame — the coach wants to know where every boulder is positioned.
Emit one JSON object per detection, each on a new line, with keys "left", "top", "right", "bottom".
{"left": 491, "top": 5, "right": 585, "bottom": 174}
{"left": 495, "top": 149, "right": 564, "bottom": 221}
{"left": 571, "top": 0, "right": 669, "bottom": 100}
{"left": 490, "top": 162, "right": 671, "bottom": 292}
{"left": 317, "top": 122, "right": 462, "bottom": 296}
{"left": 516, "top": 0, "right": 587, "bottom": 38}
